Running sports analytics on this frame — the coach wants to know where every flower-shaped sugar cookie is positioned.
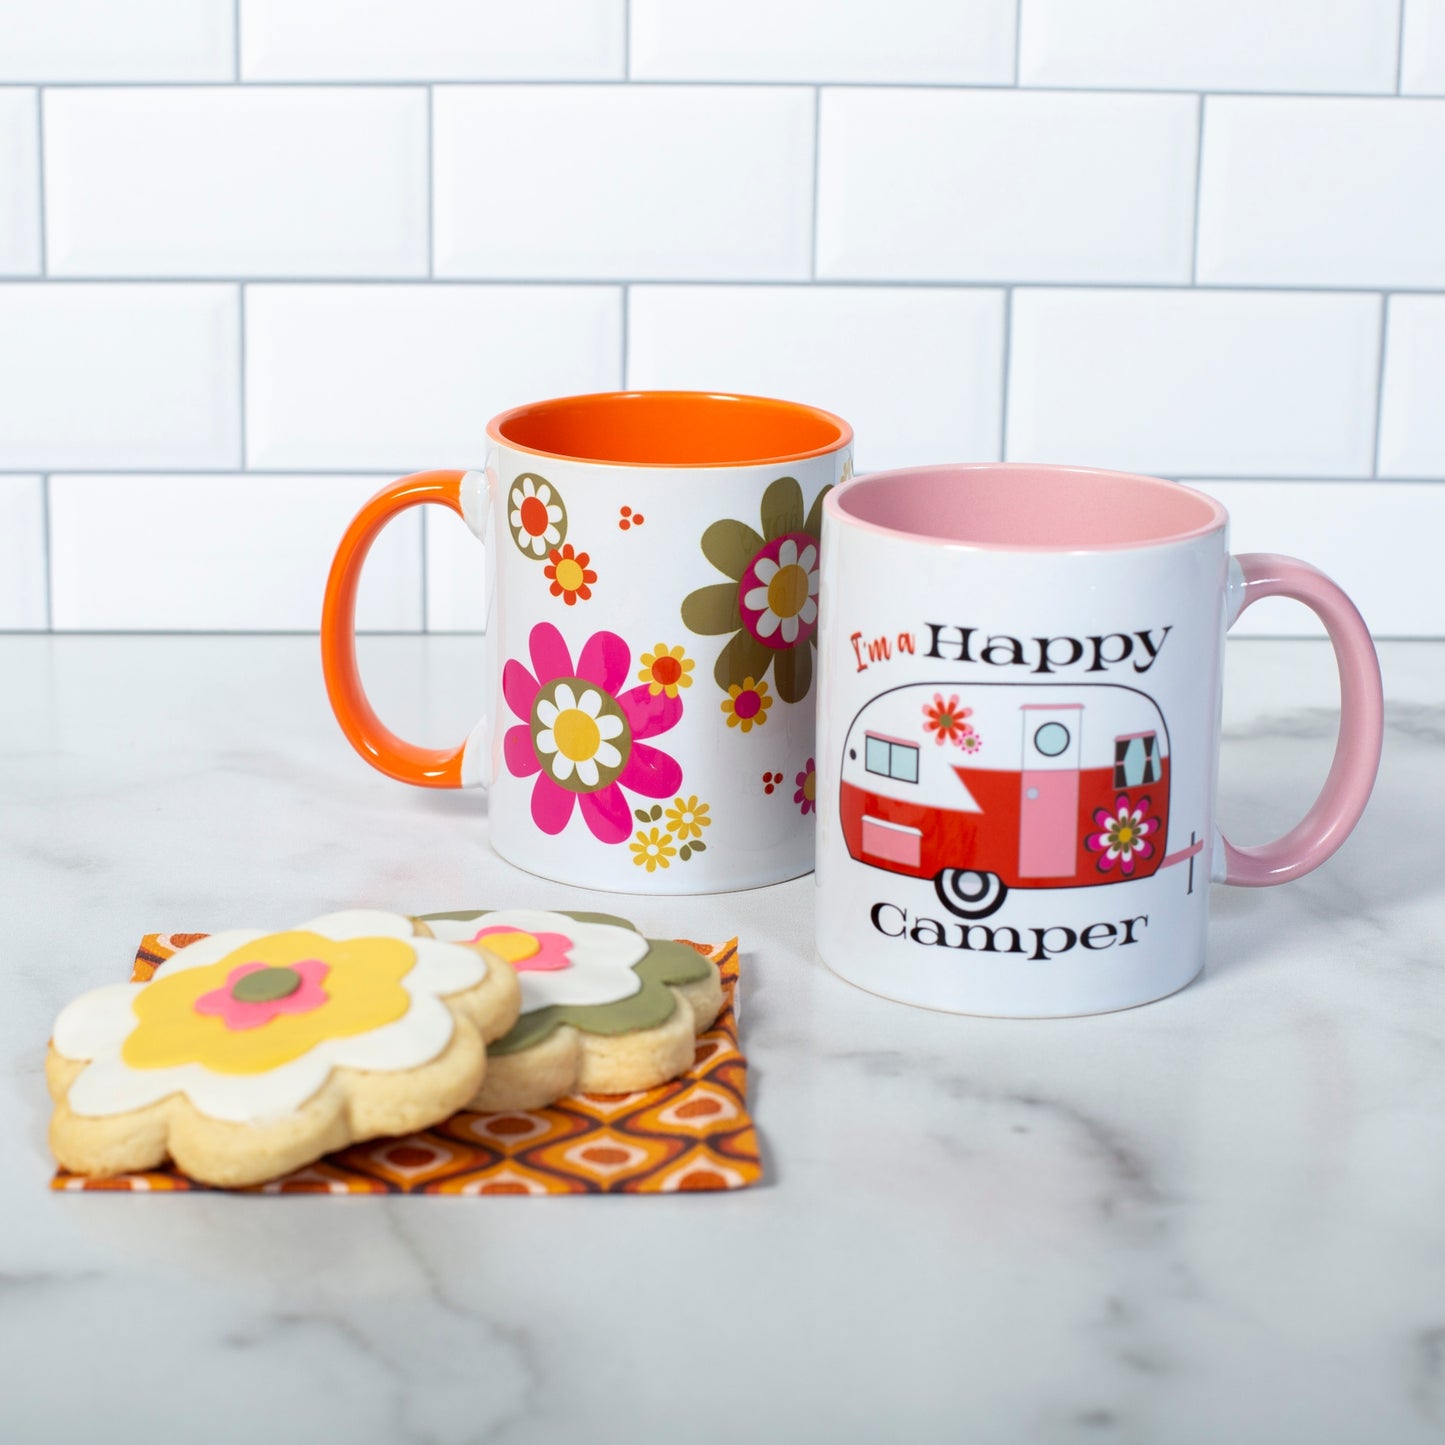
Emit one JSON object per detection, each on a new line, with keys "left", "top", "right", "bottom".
{"left": 46, "top": 910, "right": 521, "bottom": 1187}
{"left": 415, "top": 909, "right": 723, "bottom": 1111}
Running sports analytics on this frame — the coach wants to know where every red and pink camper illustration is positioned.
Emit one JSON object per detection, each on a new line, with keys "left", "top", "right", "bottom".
{"left": 840, "top": 682, "right": 1198, "bottom": 919}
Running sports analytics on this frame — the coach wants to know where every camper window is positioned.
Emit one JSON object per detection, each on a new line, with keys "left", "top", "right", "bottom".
{"left": 865, "top": 734, "right": 919, "bottom": 785}
{"left": 1113, "top": 732, "right": 1159, "bottom": 788}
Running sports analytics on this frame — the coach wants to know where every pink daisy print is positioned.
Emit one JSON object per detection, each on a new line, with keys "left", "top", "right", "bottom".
{"left": 502, "top": 622, "right": 684, "bottom": 845}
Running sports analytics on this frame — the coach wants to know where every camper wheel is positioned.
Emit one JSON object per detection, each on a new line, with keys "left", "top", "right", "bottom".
{"left": 934, "top": 869, "right": 1008, "bottom": 921}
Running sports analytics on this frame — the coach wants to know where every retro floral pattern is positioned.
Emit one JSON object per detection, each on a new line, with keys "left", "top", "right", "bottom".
{"left": 794, "top": 758, "right": 816, "bottom": 815}
{"left": 630, "top": 827, "right": 678, "bottom": 873}
{"left": 629, "top": 795, "right": 713, "bottom": 865}
{"left": 544, "top": 544, "right": 596, "bottom": 606}
{"left": 504, "top": 622, "right": 683, "bottom": 845}
{"left": 507, "top": 474, "right": 567, "bottom": 559}
{"left": 681, "top": 476, "right": 829, "bottom": 705}
{"left": 637, "top": 643, "right": 694, "bottom": 699}
{"left": 922, "top": 694, "right": 978, "bottom": 748}
{"left": 1086, "top": 795, "right": 1156, "bottom": 876}
{"left": 721, "top": 677, "right": 773, "bottom": 733}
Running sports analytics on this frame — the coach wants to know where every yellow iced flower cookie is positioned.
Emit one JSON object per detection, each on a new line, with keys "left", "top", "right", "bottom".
{"left": 46, "top": 910, "right": 521, "bottom": 1187}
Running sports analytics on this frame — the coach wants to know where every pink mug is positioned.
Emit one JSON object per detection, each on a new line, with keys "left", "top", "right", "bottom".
{"left": 815, "top": 464, "right": 1385, "bottom": 1016}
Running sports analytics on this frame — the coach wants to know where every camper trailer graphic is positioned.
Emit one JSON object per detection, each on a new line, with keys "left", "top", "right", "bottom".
{"left": 841, "top": 682, "right": 1198, "bottom": 920}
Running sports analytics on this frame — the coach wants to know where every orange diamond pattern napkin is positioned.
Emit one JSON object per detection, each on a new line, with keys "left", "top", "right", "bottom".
{"left": 52, "top": 932, "right": 761, "bottom": 1195}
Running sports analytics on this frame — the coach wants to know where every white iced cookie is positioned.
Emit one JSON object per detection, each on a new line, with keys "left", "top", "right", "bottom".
{"left": 416, "top": 909, "right": 723, "bottom": 1111}
{"left": 46, "top": 909, "right": 521, "bottom": 1187}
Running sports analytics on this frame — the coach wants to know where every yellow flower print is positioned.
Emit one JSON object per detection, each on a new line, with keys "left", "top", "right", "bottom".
{"left": 637, "top": 643, "right": 695, "bottom": 699}
{"left": 123, "top": 931, "right": 415, "bottom": 1076}
{"left": 665, "top": 795, "right": 711, "bottom": 840}
{"left": 720, "top": 677, "right": 773, "bottom": 733}
{"left": 630, "top": 827, "right": 677, "bottom": 872}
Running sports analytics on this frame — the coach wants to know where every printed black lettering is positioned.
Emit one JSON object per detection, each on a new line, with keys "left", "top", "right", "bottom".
{"left": 955, "top": 923, "right": 1025, "bottom": 954}
{"left": 870, "top": 902, "right": 906, "bottom": 937}
{"left": 980, "top": 634, "right": 1026, "bottom": 667}
{"left": 1029, "top": 926, "right": 1078, "bottom": 961}
{"left": 1120, "top": 915, "right": 1149, "bottom": 945}
{"left": 924, "top": 624, "right": 976, "bottom": 662}
{"left": 1080, "top": 922, "right": 1118, "bottom": 950}
{"left": 910, "top": 917, "right": 947, "bottom": 946}
{"left": 1033, "top": 636, "right": 1085, "bottom": 675}
{"left": 1133, "top": 626, "right": 1172, "bottom": 673}
{"left": 1087, "top": 633, "right": 1133, "bottom": 673}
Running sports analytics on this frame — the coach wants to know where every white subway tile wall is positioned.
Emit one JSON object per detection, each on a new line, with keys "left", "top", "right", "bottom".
{"left": 48, "top": 475, "right": 421, "bottom": 631}
{"left": 626, "top": 286, "right": 1006, "bottom": 469}
{"left": 630, "top": 0, "right": 1017, "bottom": 84}
{"left": 816, "top": 88, "right": 1197, "bottom": 282}
{"left": 43, "top": 88, "right": 430, "bottom": 277}
{"left": 0, "top": 0, "right": 1436, "bottom": 637}
{"left": 0, "top": 476, "right": 47, "bottom": 629}
{"left": 1378, "top": 294, "right": 1445, "bottom": 477}
{"left": 1019, "top": 0, "right": 1400, "bottom": 94}
{"left": 1402, "top": 0, "right": 1445, "bottom": 94}
{"left": 240, "top": 0, "right": 626, "bottom": 81}
{"left": 0, "top": 90, "right": 40, "bottom": 275}
{"left": 1196, "top": 97, "right": 1445, "bottom": 288}
{"left": 432, "top": 86, "right": 815, "bottom": 280}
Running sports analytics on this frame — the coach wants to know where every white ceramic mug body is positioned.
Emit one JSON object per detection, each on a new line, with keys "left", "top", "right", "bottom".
{"left": 464, "top": 399, "right": 851, "bottom": 893}
{"left": 816, "top": 466, "right": 1229, "bottom": 1016}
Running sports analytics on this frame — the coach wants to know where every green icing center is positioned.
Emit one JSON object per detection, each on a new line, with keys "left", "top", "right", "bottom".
{"left": 232, "top": 966, "right": 302, "bottom": 1003}
{"left": 419, "top": 910, "right": 713, "bottom": 1055}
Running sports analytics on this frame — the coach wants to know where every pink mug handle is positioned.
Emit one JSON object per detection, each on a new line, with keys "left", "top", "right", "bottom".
{"left": 1221, "top": 553, "right": 1384, "bottom": 886}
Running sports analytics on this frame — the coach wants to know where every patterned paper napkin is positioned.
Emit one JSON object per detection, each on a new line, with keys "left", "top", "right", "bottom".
{"left": 52, "top": 932, "right": 761, "bottom": 1195}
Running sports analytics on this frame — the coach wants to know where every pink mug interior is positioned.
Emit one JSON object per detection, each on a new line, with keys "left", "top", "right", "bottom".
{"left": 829, "top": 463, "right": 1227, "bottom": 550}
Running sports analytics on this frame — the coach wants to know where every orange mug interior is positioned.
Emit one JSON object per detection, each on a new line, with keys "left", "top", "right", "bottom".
{"left": 487, "top": 390, "right": 851, "bottom": 468}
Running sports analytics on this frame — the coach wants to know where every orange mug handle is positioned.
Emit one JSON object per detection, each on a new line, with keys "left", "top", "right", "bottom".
{"left": 321, "top": 469, "right": 480, "bottom": 789}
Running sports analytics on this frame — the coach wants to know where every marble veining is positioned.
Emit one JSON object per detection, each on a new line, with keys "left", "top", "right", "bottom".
{"left": 2, "top": 635, "right": 1442, "bottom": 1444}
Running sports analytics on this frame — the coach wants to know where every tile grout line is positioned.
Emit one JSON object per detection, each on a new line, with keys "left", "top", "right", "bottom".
{"left": 7, "top": 79, "right": 1434, "bottom": 97}
{"left": 624, "top": 0, "right": 632, "bottom": 79}
{"left": 420, "top": 507, "right": 430, "bottom": 633}
{"left": 237, "top": 283, "right": 248, "bottom": 469}
{"left": 1190, "top": 93, "right": 1206, "bottom": 285}
{"left": 1396, "top": 0, "right": 1408, "bottom": 93}
{"left": 620, "top": 283, "right": 630, "bottom": 386}
{"left": 997, "top": 287, "right": 1013, "bottom": 461}
{"left": 41, "top": 473, "right": 53, "bottom": 631}
{"left": 34, "top": 87, "right": 47, "bottom": 273}
{"left": 810, "top": 86, "right": 821, "bottom": 280}
{"left": 1013, "top": 0, "right": 1023, "bottom": 85}
{"left": 232, "top": 0, "right": 241, "bottom": 81}
{"left": 1371, "top": 293, "right": 1391, "bottom": 477}
{"left": 426, "top": 85, "right": 435, "bottom": 278}
{"left": 6, "top": 277, "right": 1433, "bottom": 294}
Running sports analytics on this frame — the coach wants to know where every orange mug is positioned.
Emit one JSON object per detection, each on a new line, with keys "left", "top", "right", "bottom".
{"left": 322, "top": 391, "right": 852, "bottom": 892}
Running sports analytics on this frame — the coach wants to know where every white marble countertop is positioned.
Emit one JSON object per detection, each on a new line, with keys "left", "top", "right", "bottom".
{"left": 3, "top": 634, "right": 1442, "bottom": 1444}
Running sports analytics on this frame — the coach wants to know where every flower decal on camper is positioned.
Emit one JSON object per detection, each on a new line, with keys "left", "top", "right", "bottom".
{"left": 680, "top": 476, "right": 829, "bottom": 706}
{"left": 503, "top": 622, "right": 683, "bottom": 845}
{"left": 507, "top": 474, "right": 567, "bottom": 559}
{"left": 922, "top": 694, "right": 977, "bottom": 748}
{"left": 1086, "top": 795, "right": 1156, "bottom": 876}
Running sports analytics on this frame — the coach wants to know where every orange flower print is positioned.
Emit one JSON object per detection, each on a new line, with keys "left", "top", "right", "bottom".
{"left": 922, "top": 693, "right": 974, "bottom": 747}
{"left": 637, "top": 643, "right": 694, "bottom": 698}
{"left": 544, "top": 544, "right": 596, "bottom": 606}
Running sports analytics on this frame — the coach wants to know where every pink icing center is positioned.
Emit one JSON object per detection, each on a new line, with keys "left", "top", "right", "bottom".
{"left": 194, "top": 959, "right": 331, "bottom": 1031}
{"left": 471, "top": 927, "right": 574, "bottom": 972}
